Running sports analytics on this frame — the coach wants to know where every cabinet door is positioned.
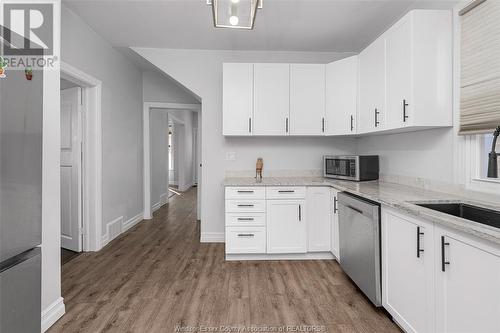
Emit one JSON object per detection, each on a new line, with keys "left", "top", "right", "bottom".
{"left": 306, "top": 187, "right": 331, "bottom": 252}
{"left": 325, "top": 56, "right": 358, "bottom": 135}
{"left": 266, "top": 200, "right": 306, "bottom": 253}
{"left": 435, "top": 226, "right": 500, "bottom": 333}
{"left": 385, "top": 14, "right": 412, "bottom": 129}
{"left": 223, "top": 63, "right": 254, "bottom": 135}
{"left": 382, "top": 209, "right": 435, "bottom": 333}
{"left": 331, "top": 189, "right": 340, "bottom": 258}
{"left": 290, "top": 64, "right": 325, "bottom": 135}
{"left": 253, "top": 64, "right": 290, "bottom": 135}
{"left": 358, "top": 38, "right": 386, "bottom": 133}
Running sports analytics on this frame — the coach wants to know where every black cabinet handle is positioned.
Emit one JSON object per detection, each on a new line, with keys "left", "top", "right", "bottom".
{"left": 285, "top": 118, "right": 289, "bottom": 133}
{"left": 249, "top": 118, "right": 252, "bottom": 133}
{"left": 322, "top": 118, "right": 325, "bottom": 133}
{"left": 334, "top": 196, "right": 338, "bottom": 213}
{"left": 278, "top": 190, "right": 295, "bottom": 193}
{"left": 237, "top": 217, "right": 254, "bottom": 221}
{"left": 298, "top": 205, "right": 302, "bottom": 221}
{"left": 238, "top": 204, "right": 254, "bottom": 207}
{"left": 417, "top": 226, "right": 424, "bottom": 258}
{"left": 403, "top": 99, "right": 409, "bottom": 122}
{"left": 441, "top": 236, "right": 450, "bottom": 272}
{"left": 237, "top": 190, "right": 254, "bottom": 193}
{"left": 237, "top": 233, "right": 255, "bottom": 237}
{"left": 350, "top": 115, "right": 354, "bottom": 132}
{"left": 374, "top": 108, "right": 380, "bottom": 127}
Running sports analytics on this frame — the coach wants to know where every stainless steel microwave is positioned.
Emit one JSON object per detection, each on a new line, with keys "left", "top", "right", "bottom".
{"left": 323, "top": 155, "right": 379, "bottom": 181}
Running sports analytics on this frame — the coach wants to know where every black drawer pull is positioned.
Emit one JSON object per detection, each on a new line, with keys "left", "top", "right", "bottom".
{"left": 237, "top": 190, "right": 254, "bottom": 193}
{"left": 278, "top": 190, "right": 295, "bottom": 193}
{"left": 417, "top": 226, "right": 424, "bottom": 258}
{"left": 237, "top": 204, "right": 254, "bottom": 207}
{"left": 237, "top": 218, "right": 255, "bottom": 221}
{"left": 403, "top": 99, "right": 409, "bottom": 122}
{"left": 334, "top": 196, "right": 338, "bottom": 213}
{"left": 237, "top": 233, "right": 255, "bottom": 237}
{"left": 441, "top": 236, "right": 450, "bottom": 272}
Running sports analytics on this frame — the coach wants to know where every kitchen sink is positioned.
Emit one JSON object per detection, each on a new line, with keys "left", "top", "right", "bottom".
{"left": 415, "top": 202, "right": 500, "bottom": 229}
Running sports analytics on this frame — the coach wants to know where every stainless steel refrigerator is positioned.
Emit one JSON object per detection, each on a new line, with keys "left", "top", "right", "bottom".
{"left": 0, "top": 62, "right": 43, "bottom": 331}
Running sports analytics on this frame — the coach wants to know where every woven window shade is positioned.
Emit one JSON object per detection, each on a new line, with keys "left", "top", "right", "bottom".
{"left": 460, "top": 0, "right": 500, "bottom": 134}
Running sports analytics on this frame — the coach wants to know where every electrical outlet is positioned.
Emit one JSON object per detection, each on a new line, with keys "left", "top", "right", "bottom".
{"left": 226, "top": 152, "right": 236, "bottom": 161}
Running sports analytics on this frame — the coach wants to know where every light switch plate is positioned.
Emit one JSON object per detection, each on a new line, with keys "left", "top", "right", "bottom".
{"left": 226, "top": 152, "right": 236, "bottom": 161}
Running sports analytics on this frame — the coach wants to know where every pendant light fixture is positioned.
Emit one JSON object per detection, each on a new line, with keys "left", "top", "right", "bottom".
{"left": 207, "top": 0, "right": 262, "bottom": 30}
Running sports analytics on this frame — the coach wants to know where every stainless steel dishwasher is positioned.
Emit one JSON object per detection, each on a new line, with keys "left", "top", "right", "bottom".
{"left": 337, "top": 192, "right": 381, "bottom": 306}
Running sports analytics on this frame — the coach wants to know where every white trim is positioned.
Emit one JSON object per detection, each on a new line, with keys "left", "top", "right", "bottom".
{"left": 225, "top": 252, "right": 335, "bottom": 261}
{"left": 123, "top": 212, "right": 144, "bottom": 231}
{"left": 41, "top": 297, "right": 65, "bottom": 333}
{"left": 200, "top": 232, "right": 225, "bottom": 243}
{"left": 152, "top": 201, "right": 163, "bottom": 213}
{"left": 143, "top": 102, "right": 201, "bottom": 220}
{"left": 60, "top": 61, "right": 103, "bottom": 252}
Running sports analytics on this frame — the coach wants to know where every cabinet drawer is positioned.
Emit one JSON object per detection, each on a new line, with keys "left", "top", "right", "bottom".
{"left": 225, "top": 187, "right": 266, "bottom": 200}
{"left": 225, "top": 213, "right": 266, "bottom": 227}
{"left": 226, "top": 227, "right": 266, "bottom": 254}
{"left": 266, "top": 187, "right": 306, "bottom": 199}
{"left": 225, "top": 200, "right": 266, "bottom": 213}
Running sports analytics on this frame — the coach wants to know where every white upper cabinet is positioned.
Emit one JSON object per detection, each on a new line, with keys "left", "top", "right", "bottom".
{"left": 306, "top": 187, "right": 331, "bottom": 252}
{"left": 358, "top": 37, "right": 386, "bottom": 133}
{"left": 385, "top": 10, "right": 452, "bottom": 130}
{"left": 222, "top": 63, "right": 254, "bottom": 136}
{"left": 385, "top": 14, "right": 412, "bottom": 129}
{"left": 289, "top": 64, "right": 326, "bottom": 135}
{"left": 253, "top": 64, "right": 290, "bottom": 136}
{"left": 435, "top": 226, "right": 500, "bottom": 333}
{"left": 325, "top": 56, "right": 358, "bottom": 135}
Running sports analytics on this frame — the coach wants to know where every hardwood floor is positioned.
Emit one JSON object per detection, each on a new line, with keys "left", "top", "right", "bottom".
{"left": 48, "top": 187, "right": 400, "bottom": 333}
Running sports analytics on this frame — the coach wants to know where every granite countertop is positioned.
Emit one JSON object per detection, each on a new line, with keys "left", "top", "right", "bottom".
{"left": 223, "top": 177, "right": 500, "bottom": 245}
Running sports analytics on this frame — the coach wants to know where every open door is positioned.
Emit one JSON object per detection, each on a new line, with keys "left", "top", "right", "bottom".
{"left": 60, "top": 87, "right": 82, "bottom": 252}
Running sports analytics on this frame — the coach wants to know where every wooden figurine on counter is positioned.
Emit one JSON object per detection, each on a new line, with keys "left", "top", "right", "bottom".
{"left": 256, "top": 158, "right": 264, "bottom": 182}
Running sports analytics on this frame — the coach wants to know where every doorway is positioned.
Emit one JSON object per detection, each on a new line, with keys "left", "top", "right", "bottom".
{"left": 143, "top": 102, "right": 201, "bottom": 220}
{"left": 60, "top": 62, "right": 103, "bottom": 252}
{"left": 60, "top": 80, "right": 83, "bottom": 259}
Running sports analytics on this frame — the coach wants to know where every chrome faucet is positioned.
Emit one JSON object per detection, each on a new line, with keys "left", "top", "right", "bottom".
{"left": 487, "top": 126, "right": 500, "bottom": 178}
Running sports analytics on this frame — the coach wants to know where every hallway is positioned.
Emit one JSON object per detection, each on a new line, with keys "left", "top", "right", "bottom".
{"left": 49, "top": 188, "right": 399, "bottom": 333}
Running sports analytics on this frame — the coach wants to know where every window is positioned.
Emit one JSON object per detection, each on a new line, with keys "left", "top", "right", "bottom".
{"left": 481, "top": 134, "right": 500, "bottom": 178}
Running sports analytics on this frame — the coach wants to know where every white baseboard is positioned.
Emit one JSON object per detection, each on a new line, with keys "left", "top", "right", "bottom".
{"left": 41, "top": 297, "right": 65, "bottom": 332}
{"left": 200, "top": 232, "right": 225, "bottom": 243}
{"left": 178, "top": 182, "right": 194, "bottom": 192}
{"left": 123, "top": 212, "right": 144, "bottom": 231}
{"left": 101, "top": 212, "right": 144, "bottom": 247}
{"left": 160, "top": 192, "right": 168, "bottom": 204}
{"left": 225, "top": 252, "right": 335, "bottom": 261}
{"left": 152, "top": 201, "right": 162, "bottom": 213}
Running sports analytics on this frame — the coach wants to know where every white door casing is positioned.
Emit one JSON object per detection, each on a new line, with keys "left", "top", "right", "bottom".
{"left": 60, "top": 87, "right": 82, "bottom": 252}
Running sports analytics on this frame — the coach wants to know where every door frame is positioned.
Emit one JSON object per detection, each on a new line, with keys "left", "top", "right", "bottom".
{"left": 61, "top": 61, "right": 103, "bottom": 252}
{"left": 143, "top": 102, "right": 201, "bottom": 220}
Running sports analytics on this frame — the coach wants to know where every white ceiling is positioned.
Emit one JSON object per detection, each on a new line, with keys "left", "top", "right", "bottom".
{"left": 63, "top": 0, "right": 456, "bottom": 53}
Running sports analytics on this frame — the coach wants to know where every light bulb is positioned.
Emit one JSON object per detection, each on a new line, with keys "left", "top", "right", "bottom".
{"left": 231, "top": 0, "right": 240, "bottom": 3}
{"left": 229, "top": 15, "right": 239, "bottom": 26}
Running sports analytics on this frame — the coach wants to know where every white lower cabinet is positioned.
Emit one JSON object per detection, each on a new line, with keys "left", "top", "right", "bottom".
{"left": 382, "top": 208, "right": 435, "bottom": 333}
{"left": 307, "top": 187, "right": 331, "bottom": 252}
{"left": 226, "top": 227, "right": 266, "bottom": 254}
{"left": 331, "top": 189, "right": 340, "bottom": 258}
{"left": 435, "top": 226, "right": 500, "bottom": 333}
{"left": 266, "top": 199, "right": 307, "bottom": 254}
{"left": 382, "top": 207, "right": 500, "bottom": 333}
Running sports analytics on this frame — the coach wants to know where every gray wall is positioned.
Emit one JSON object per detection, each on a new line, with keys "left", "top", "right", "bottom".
{"left": 143, "top": 70, "right": 199, "bottom": 104}
{"left": 150, "top": 111, "right": 169, "bottom": 207}
{"left": 356, "top": 128, "right": 455, "bottom": 183}
{"left": 62, "top": 5, "right": 144, "bottom": 235}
